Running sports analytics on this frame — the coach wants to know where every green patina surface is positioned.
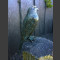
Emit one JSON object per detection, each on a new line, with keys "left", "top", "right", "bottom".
{"left": 45, "top": 0, "right": 53, "bottom": 8}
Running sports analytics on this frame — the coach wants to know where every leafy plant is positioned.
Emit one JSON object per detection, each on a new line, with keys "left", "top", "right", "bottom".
{"left": 45, "top": 0, "right": 53, "bottom": 8}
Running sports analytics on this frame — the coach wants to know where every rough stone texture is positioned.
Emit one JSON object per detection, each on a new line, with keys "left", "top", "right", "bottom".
{"left": 22, "top": 37, "right": 53, "bottom": 58}
{"left": 9, "top": 36, "right": 53, "bottom": 60}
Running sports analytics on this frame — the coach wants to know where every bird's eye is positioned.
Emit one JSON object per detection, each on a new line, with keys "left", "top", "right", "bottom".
{"left": 32, "top": 8, "right": 35, "bottom": 10}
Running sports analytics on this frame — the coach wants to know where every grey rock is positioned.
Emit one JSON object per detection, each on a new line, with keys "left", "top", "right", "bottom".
{"left": 22, "top": 37, "right": 53, "bottom": 58}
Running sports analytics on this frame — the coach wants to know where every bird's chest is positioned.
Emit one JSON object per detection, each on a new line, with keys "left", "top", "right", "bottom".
{"left": 29, "top": 15, "right": 38, "bottom": 25}
{"left": 27, "top": 19, "right": 38, "bottom": 32}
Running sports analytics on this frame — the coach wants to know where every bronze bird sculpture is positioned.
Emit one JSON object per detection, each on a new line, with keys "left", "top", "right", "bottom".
{"left": 19, "top": 6, "right": 39, "bottom": 51}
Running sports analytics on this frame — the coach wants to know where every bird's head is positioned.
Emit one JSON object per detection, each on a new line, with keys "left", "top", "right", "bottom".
{"left": 32, "top": 5, "right": 39, "bottom": 11}
{"left": 27, "top": 6, "right": 39, "bottom": 13}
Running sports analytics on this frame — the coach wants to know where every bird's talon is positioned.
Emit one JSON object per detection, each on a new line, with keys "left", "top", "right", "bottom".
{"left": 28, "top": 36, "right": 35, "bottom": 43}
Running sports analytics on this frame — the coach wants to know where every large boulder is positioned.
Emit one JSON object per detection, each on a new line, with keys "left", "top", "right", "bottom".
{"left": 10, "top": 37, "right": 53, "bottom": 60}
{"left": 22, "top": 36, "right": 53, "bottom": 58}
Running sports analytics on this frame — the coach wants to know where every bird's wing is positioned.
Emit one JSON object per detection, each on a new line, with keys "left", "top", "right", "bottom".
{"left": 22, "top": 15, "right": 37, "bottom": 37}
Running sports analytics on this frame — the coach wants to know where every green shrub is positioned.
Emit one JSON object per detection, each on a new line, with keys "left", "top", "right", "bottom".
{"left": 44, "top": 0, "right": 53, "bottom": 8}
